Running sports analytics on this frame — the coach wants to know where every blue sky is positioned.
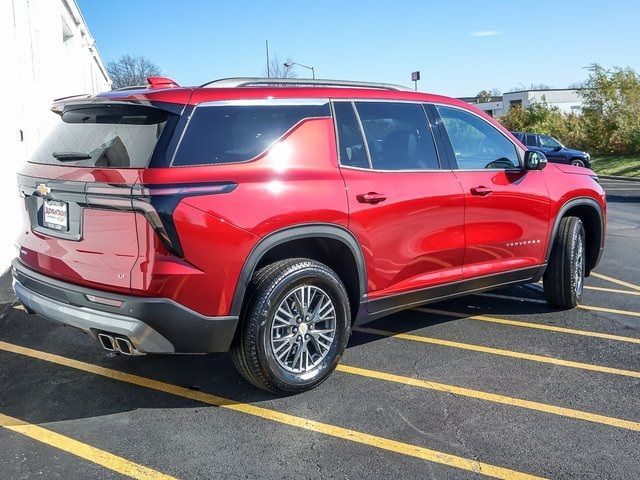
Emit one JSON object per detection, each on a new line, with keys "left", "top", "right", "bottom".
{"left": 78, "top": 0, "right": 639, "bottom": 97}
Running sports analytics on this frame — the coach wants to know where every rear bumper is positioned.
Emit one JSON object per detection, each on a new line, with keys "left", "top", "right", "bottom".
{"left": 11, "top": 259, "right": 238, "bottom": 354}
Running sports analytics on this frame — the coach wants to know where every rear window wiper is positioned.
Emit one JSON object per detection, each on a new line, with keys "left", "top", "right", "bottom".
{"left": 52, "top": 151, "right": 93, "bottom": 162}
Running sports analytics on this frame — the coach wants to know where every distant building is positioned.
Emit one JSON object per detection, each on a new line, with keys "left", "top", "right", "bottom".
{"left": 461, "top": 89, "right": 584, "bottom": 118}
{"left": 0, "top": 0, "right": 110, "bottom": 269}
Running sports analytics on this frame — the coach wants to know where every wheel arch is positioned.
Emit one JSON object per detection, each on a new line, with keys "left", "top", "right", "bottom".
{"left": 546, "top": 198, "right": 604, "bottom": 275}
{"left": 230, "top": 224, "right": 367, "bottom": 320}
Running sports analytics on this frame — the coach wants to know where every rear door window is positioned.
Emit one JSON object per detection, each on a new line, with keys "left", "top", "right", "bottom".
{"left": 30, "top": 104, "right": 172, "bottom": 168}
{"left": 354, "top": 102, "right": 439, "bottom": 170}
{"left": 172, "top": 102, "right": 330, "bottom": 166}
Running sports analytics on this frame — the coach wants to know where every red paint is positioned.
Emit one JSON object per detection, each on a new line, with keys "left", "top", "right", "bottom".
{"left": 15, "top": 83, "right": 606, "bottom": 318}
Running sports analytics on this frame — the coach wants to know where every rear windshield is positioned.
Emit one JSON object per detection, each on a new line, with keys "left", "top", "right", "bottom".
{"left": 172, "top": 102, "right": 330, "bottom": 166}
{"left": 30, "top": 104, "right": 171, "bottom": 168}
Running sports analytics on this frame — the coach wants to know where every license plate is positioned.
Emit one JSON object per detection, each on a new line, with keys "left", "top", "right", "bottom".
{"left": 43, "top": 200, "right": 68, "bottom": 231}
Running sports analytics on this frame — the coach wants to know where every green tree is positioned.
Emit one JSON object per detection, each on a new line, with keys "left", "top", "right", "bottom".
{"left": 581, "top": 64, "right": 640, "bottom": 154}
{"left": 476, "top": 90, "right": 493, "bottom": 103}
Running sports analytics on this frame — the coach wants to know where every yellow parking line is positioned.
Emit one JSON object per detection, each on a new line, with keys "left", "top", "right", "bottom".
{"left": 414, "top": 307, "right": 640, "bottom": 345}
{"left": 353, "top": 327, "right": 640, "bottom": 379}
{"left": 336, "top": 365, "right": 640, "bottom": 432}
{"left": 591, "top": 272, "right": 640, "bottom": 292}
{"left": 474, "top": 293, "right": 640, "bottom": 319}
{"left": 0, "top": 341, "right": 543, "bottom": 480}
{"left": 578, "top": 304, "right": 640, "bottom": 318}
{"left": 0, "top": 413, "right": 175, "bottom": 480}
{"left": 585, "top": 285, "right": 640, "bottom": 296}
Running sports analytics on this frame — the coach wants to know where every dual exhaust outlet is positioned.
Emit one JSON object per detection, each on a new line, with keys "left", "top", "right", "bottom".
{"left": 97, "top": 333, "right": 141, "bottom": 356}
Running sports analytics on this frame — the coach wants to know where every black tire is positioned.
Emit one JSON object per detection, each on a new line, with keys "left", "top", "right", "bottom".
{"left": 543, "top": 216, "right": 586, "bottom": 308}
{"left": 570, "top": 158, "right": 586, "bottom": 168}
{"left": 231, "top": 258, "right": 351, "bottom": 394}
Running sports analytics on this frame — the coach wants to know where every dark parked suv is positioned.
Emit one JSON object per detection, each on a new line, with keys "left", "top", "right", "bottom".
{"left": 511, "top": 131, "right": 591, "bottom": 168}
{"left": 13, "top": 77, "right": 606, "bottom": 394}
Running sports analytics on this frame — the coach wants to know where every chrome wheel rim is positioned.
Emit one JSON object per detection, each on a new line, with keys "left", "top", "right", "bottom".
{"left": 270, "top": 285, "right": 337, "bottom": 373}
{"left": 574, "top": 235, "right": 585, "bottom": 296}
{"left": 571, "top": 160, "right": 585, "bottom": 167}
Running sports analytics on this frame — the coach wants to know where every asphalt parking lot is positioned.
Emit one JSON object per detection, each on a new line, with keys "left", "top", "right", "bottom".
{"left": 0, "top": 177, "right": 638, "bottom": 479}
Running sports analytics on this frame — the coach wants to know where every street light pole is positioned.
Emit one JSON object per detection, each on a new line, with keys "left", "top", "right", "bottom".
{"left": 284, "top": 61, "right": 316, "bottom": 79}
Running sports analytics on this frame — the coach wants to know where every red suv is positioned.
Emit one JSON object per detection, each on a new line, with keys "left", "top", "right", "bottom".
{"left": 13, "top": 77, "right": 606, "bottom": 394}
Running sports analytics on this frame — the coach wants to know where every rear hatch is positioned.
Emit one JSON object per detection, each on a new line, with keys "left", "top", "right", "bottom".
{"left": 17, "top": 102, "right": 178, "bottom": 293}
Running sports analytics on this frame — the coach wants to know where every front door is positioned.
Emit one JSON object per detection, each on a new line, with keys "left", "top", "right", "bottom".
{"left": 432, "top": 105, "right": 550, "bottom": 281}
{"left": 333, "top": 101, "right": 465, "bottom": 312}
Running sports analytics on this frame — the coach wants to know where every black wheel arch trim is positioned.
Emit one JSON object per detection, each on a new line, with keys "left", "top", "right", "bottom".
{"left": 545, "top": 197, "right": 604, "bottom": 273}
{"left": 230, "top": 223, "right": 367, "bottom": 317}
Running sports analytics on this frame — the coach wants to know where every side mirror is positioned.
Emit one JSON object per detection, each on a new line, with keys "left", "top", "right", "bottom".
{"left": 553, "top": 146, "right": 562, "bottom": 151}
{"left": 524, "top": 151, "right": 548, "bottom": 170}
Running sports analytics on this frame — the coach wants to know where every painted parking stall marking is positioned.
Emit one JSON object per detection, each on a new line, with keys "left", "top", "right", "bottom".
{"left": 414, "top": 307, "right": 640, "bottom": 344}
{"left": 353, "top": 326, "right": 640, "bottom": 379}
{"left": 336, "top": 364, "right": 640, "bottom": 431}
{"left": 0, "top": 341, "right": 545, "bottom": 480}
{"left": 0, "top": 413, "right": 176, "bottom": 480}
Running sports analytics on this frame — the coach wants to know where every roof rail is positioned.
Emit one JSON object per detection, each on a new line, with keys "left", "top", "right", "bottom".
{"left": 200, "top": 77, "right": 413, "bottom": 91}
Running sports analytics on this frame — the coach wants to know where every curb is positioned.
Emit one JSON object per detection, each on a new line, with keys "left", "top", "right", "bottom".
{"left": 599, "top": 175, "right": 640, "bottom": 183}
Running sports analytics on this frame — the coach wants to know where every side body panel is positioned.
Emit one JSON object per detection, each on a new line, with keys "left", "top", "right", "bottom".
{"left": 453, "top": 170, "right": 551, "bottom": 278}
{"left": 137, "top": 117, "right": 349, "bottom": 316}
{"left": 339, "top": 168, "right": 466, "bottom": 300}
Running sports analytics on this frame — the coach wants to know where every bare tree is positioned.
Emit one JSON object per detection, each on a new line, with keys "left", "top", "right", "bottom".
{"left": 264, "top": 54, "right": 297, "bottom": 78}
{"left": 528, "top": 83, "right": 552, "bottom": 90}
{"left": 107, "top": 55, "right": 162, "bottom": 89}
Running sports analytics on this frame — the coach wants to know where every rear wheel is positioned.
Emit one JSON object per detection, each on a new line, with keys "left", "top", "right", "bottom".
{"left": 570, "top": 158, "right": 586, "bottom": 168}
{"left": 543, "top": 216, "right": 585, "bottom": 308}
{"left": 231, "top": 258, "right": 351, "bottom": 394}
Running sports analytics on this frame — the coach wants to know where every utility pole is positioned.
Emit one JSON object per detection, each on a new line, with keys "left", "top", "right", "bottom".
{"left": 265, "top": 40, "right": 270, "bottom": 78}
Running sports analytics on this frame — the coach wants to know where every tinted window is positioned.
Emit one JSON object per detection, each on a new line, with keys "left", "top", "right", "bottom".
{"left": 525, "top": 134, "right": 538, "bottom": 147}
{"left": 173, "top": 103, "right": 330, "bottom": 166}
{"left": 30, "top": 105, "right": 171, "bottom": 168}
{"left": 333, "top": 102, "right": 369, "bottom": 168}
{"left": 436, "top": 106, "right": 520, "bottom": 169}
{"left": 355, "top": 102, "right": 439, "bottom": 170}
{"left": 539, "top": 135, "right": 561, "bottom": 148}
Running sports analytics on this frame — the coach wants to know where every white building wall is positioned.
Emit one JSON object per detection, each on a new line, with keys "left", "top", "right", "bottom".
{"left": 0, "top": 0, "right": 110, "bottom": 271}
{"left": 464, "top": 90, "right": 584, "bottom": 118}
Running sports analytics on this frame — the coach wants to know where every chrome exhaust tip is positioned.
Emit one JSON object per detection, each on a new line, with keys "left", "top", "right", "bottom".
{"left": 97, "top": 333, "right": 116, "bottom": 352}
{"left": 114, "top": 336, "right": 134, "bottom": 356}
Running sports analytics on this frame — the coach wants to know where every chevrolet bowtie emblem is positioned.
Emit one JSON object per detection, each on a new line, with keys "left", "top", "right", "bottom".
{"left": 36, "top": 183, "right": 51, "bottom": 197}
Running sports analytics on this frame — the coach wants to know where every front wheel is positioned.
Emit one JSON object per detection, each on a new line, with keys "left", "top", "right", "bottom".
{"left": 231, "top": 258, "right": 351, "bottom": 394}
{"left": 543, "top": 216, "right": 585, "bottom": 308}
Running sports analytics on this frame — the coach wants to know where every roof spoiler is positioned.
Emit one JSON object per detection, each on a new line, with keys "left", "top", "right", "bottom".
{"left": 146, "top": 76, "right": 180, "bottom": 89}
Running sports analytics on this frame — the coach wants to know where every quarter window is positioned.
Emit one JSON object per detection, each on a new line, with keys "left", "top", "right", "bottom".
{"left": 354, "top": 102, "right": 439, "bottom": 170}
{"left": 333, "top": 102, "right": 369, "bottom": 168}
{"left": 436, "top": 106, "right": 520, "bottom": 170}
{"left": 172, "top": 103, "right": 330, "bottom": 166}
{"left": 525, "top": 134, "right": 538, "bottom": 147}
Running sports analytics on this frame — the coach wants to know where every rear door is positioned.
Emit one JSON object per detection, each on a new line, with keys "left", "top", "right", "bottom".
{"left": 16, "top": 103, "right": 176, "bottom": 293}
{"left": 334, "top": 101, "right": 465, "bottom": 311}
{"left": 431, "top": 104, "right": 550, "bottom": 281}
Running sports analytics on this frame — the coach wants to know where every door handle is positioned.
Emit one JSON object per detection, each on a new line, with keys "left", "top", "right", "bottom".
{"left": 356, "top": 192, "right": 387, "bottom": 204}
{"left": 470, "top": 186, "right": 493, "bottom": 196}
